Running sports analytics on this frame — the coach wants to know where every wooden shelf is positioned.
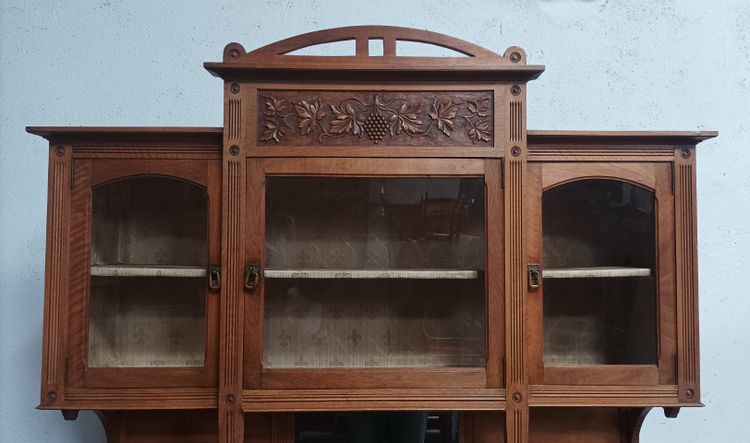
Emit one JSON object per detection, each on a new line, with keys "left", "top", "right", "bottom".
{"left": 264, "top": 268, "right": 480, "bottom": 280}
{"left": 543, "top": 267, "right": 651, "bottom": 279}
{"left": 90, "top": 265, "right": 207, "bottom": 278}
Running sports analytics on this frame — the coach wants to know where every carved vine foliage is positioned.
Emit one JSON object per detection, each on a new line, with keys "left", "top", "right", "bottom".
{"left": 259, "top": 93, "right": 492, "bottom": 146}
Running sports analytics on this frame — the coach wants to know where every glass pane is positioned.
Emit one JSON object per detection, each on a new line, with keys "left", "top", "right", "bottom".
{"left": 88, "top": 177, "right": 208, "bottom": 368}
{"left": 264, "top": 177, "right": 485, "bottom": 368}
{"left": 295, "top": 412, "right": 459, "bottom": 443}
{"left": 542, "top": 179, "right": 657, "bottom": 365}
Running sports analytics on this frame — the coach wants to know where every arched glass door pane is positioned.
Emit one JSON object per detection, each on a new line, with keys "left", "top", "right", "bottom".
{"left": 542, "top": 179, "right": 657, "bottom": 365}
{"left": 88, "top": 177, "right": 208, "bottom": 368}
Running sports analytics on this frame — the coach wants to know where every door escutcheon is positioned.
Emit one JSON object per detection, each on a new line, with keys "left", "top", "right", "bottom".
{"left": 244, "top": 264, "right": 261, "bottom": 292}
{"left": 528, "top": 264, "right": 541, "bottom": 290}
{"left": 208, "top": 264, "right": 221, "bottom": 291}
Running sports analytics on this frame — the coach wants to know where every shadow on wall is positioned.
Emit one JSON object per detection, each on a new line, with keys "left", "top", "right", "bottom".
{"left": 33, "top": 410, "right": 106, "bottom": 442}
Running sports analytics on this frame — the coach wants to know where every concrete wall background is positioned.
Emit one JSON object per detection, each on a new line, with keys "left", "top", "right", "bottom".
{"left": 1, "top": 0, "right": 746, "bottom": 441}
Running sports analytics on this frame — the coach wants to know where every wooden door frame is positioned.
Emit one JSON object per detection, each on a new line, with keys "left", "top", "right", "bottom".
{"left": 66, "top": 158, "right": 222, "bottom": 388}
{"left": 243, "top": 158, "right": 504, "bottom": 399}
{"left": 526, "top": 161, "right": 676, "bottom": 387}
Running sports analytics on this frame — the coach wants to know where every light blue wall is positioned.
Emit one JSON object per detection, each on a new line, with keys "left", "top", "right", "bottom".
{"left": 1, "top": 1, "right": 746, "bottom": 441}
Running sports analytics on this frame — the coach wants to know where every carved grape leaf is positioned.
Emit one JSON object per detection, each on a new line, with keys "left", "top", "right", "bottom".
{"left": 467, "top": 99, "right": 490, "bottom": 117}
{"left": 468, "top": 119, "right": 492, "bottom": 144}
{"left": 329, "top": 103, "right": 363, "bottom": 136}
{"left": 264, "top": 97, "right": 288, "bottom": 117}
{"left": 294, "top": 100, "right": 326, "bottom": 135}
{"left": 261, "top": 120, "right": 286, "bottom": 143}
{"left": 388, "top": 102, "right": 423, "bottom": 136}
{"left": 428, "top": 99, "right": 460, "bottom": 136}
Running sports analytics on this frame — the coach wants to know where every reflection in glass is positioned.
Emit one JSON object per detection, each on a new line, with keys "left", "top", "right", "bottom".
{"left": 542, "top": 179, "right": 657, "bottom": 365}
{"left": 88, "top": 177, "right": 208, "bottom": 368}
{"left": 264, "top": 177, "right": 485, "bottom": 368}
{"left": 295, "top": 412, "right": 459, "bottom": 443}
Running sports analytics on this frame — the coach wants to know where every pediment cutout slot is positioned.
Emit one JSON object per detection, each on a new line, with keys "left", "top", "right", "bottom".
{"left": 396, "top": 39, "right": 471, "bottom": 57}
{"left": 283, "top": 39, "right": 357, "bottom": 56}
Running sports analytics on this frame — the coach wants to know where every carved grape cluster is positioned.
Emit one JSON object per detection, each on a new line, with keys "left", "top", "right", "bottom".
{"left": 363, "top": 112, "right": 389, "bottom": 143}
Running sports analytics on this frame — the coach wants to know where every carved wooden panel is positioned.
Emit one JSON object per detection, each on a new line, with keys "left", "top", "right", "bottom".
{"left": 258, "top": 91, "right": 493, "bottom": 147}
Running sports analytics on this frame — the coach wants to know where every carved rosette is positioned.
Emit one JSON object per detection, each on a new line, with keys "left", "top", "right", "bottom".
{"left": 258, "top": 91, "right": 493, "bottom": 147}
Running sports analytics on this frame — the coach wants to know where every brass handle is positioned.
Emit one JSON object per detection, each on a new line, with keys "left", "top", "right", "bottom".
{"left": 208, "top": 264, "right": 221, "bottom": 291}
{"left": 528, "top": 264, "right": 541, "bottom": 290}
{"left": 244, "top": 264, "right": 260, "bottom": 292}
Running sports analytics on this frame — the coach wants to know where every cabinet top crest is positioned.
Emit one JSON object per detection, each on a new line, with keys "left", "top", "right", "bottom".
{"left": 203, "top": 25, "right": 545, "bottom": 82}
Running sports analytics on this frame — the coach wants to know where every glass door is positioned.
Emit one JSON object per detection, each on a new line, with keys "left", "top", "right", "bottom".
{"left": 541, "top": 179, "right": 657, "bottom": 366}
{"left": 527, "top": 163, "right": 676, "bottom": 385}
{"left": 88, "top": 176, "right": 209, "bottom": 368}
{"left": 244, "top": 159, "right": 503, "bottom": 389}
{"left": 68, "top": 159, "right": 221, "bottom": 388}
{"left": 263, "top": 176, "right": 486, "bottom": 369}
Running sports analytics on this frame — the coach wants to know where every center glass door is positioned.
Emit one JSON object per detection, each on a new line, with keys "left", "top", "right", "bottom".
{"left": 244, "top": 158, "right": 503, "bottom": 390}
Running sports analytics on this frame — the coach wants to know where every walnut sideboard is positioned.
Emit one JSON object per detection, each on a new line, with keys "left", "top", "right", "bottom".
{"left": 27, "top": 26, "right": 716, "bottom": 443}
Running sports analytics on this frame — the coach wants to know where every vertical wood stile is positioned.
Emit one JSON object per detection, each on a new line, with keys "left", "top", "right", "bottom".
{"left": 41, "top": 146, "right": 71, "bottom": 404}
{"left": 505, "top": 157, "right": 529, "bottom": 442}
{"left": 219, "top": 93, "right": 246, "bottom": 442}
{"left": 505, "top": 84, "right": 529, "bottom": 443}
{"left": 383, "top": 36, "right": 396, "bottom": 56}
{"left": 66, "top": 160, "right": 92, "bottom": 388}
{"left": 459, "top": 412, "right": 476, "bottom": 443}
{"left": 675, "top": 154, "right": 700, "bottom": 403}
{"left": 505, "top": 157, "right": 529, "bottom": 441}
{"left": 272, "top": 414, "right": 294, "bottom": 443}
{"left": 355, "top": 37, "right": 368, "bottom": 57}
{"left": 510, "top": 102, "right": 522, "bottom": 142}
{"left": 229, "top": 99, "right": 241, "bottom": 141}
{"left": 485, "top": 160, "right": 503, "bottom": 388}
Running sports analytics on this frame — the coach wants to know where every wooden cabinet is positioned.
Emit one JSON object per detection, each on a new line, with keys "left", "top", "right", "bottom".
{"left": 27, "top": 26, "right": 715, "bottom": 443}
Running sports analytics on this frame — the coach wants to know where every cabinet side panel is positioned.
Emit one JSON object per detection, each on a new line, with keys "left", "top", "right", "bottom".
{"left": 40, "top": 145, "right": 72, "bottom": 406}
{"left": 675, "top": 149, "right": 700, "bottom": 403}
